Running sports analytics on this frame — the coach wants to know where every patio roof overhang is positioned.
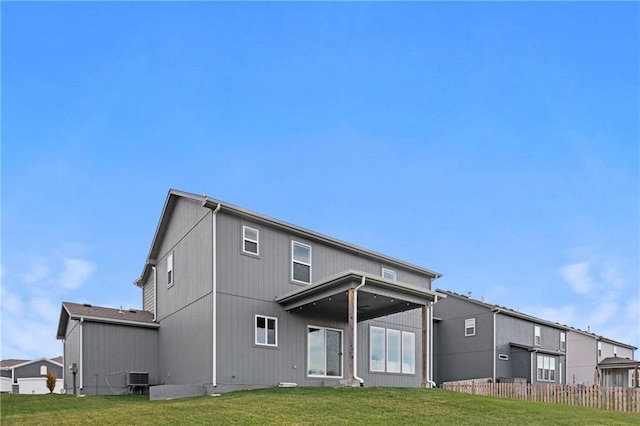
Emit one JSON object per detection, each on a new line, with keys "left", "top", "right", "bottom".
{"left": 275, "top": 270, "right": 446, "bottom": 322}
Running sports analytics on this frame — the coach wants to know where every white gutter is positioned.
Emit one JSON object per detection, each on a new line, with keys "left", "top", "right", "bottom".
{"left": 152, "top": 266, "right": 157, "bottom": 321}
{"left": 353, "top": 276, "right": 366, "bottom": 386}
{"left": 79, "top": 318, "right": 84, "bottom": 390}
{"left": 211, "top": 203, "right": 221, "bottom": 387}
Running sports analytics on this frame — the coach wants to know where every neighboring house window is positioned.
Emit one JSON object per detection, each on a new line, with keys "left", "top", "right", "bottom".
{"left": 292, "top": 241, "right": 311, "bottom": 284}
{"left": 536, "top": 355, "right": 556, "bottom": 382}
{"left": 465, "top": 318, "right": 476, "bottom": 337}
{"left": 613, "top": 346, "right": 617, "bottom": 357}
{"left": 560, "top": 332, "right": 566, "bottom": 352}
{"left": 369, "top": 326, "right": 415, "bottom": 374}
{"left": 255, "top": 315, "right": 277, "bottom": 347}
{"left": 382, "top": 268, "right": 397, "bottom": 281}
{"left": 40, "top": 365, "right": 47, "bottom": 375}
{"left": 534, "top": 326, "right": 541, "bottom": 346}
{"left": 307, "top": 326, "right": 342, "bottom": 377}
{"left": 167, "top": 252, "right": 174, "bottom": 288}
{"left": 243, "top": 226, "right": 259, "bottom": 255}
{"left": 598, "top": 342, "right": 602, "bottom": 357}
{"left": 498, "top": 354, "right": 509, "bottom": 361}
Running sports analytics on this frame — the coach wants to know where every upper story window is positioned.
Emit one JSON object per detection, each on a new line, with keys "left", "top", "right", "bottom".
{"left": 382, "top": 268, "right": 397, "bottom": 281}
{"left": 255, "top": 315, "right": 277, "bottom": 347}
{"left": 534, "top": 325, "right": 541, "bottom": 346}
{"left": 167, "top": 252, "right": 174, "bottom": 288}
{"left": 243, "top": 226, "right": 259, "bottom": 256}
{"left": 40, "top": 365, "right": 47, "bottom": 375}
{"left": 614, "top": 345, "right": 617, "bottom": 357}
{"left": 598, "top": 341, "right": 602, "bottom": 357}
{"left": 560, "top": 332, "right": 566, "bottom": 351}
{"left": 465, "top": 318, "right": 476, "bottom": 337}
{"left": 292, "top": 241, "right": 311, "bottom": 284}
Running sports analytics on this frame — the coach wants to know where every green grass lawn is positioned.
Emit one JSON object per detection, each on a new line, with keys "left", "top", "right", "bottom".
{"left": 1, "top": 387, "right": 638, "bottom": 425}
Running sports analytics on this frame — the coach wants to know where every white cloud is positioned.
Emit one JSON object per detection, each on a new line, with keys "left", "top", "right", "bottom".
{"left": 56, "top": 257, "right": 97, "bottom": 290}
{"left": 22, "top": 259, "right": 51, "bottom": 285}
{"left": 535, "top": 304, "right": 576, "bottom": 327}
{"left": 560, "top": 262, "right": 594, "bottom": 294}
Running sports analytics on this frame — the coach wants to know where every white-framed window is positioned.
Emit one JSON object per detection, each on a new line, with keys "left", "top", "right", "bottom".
{"left": 498, "top": 354, "right": 509, "bottom": 361}
{"left": 536, "top": 355, "right": 556, "bottom": 382}
{"left": 465, "top": 318, "right": 476, "bottom": 337}
{"left": 167, "top": 251, "right": 174, "bottom": 288}
{"left": 560, "top": 332, "right": 566, "bottom": 352}
{"left": 630, "top": 369, "right": 638, "bottom": 388}
{"left": 369, "top": 326, "right": 415, "bottom": 374}
{"left": 243, "top": 226, "right": 259, "bottom": 256}
{"left": 598, "top": 341, "right": 602, "bottom": 357}
{"left": 255, "top": 315, "right": 277, "bottom": 347}
{"left": 292, "top": 241, "right": 311, "bottom": 284}
{"left": 382, "top": 268, "right": 397, "bottom": 281}
{"left": 534, "top": 326, "right": 541, "bottom": 346}
{"left": 307, "top": 326, "right": 342, "bottom": 378}
{"left": 613, "top": 346, "right": 617, "bottom": 357}
{"left": 40, "top": 365, "right": 47, "bottom": 375}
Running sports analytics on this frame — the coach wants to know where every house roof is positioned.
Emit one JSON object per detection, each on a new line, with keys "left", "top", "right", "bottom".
{"left": 1, "top": 357, "right": 63, "bottom": 370}
{"left": 567, "top": 327, "right": 638, "bottom": 351}
{"left": 598, "top": 357, "right": 640, "bottom": 369}
{"left": 436, "top": 290, "right": 570, "bottom": 331}
{"left": 276, "top": 270, "right": 446, "bottom": 322}
{"left": 135, "top": 189, "right": 443, "bottom": 286}
{"left": 56, "top": 302, "right": 158, "bottom": 339}
{"left": 510, "top": 342, "right": 566, "bottom": 356}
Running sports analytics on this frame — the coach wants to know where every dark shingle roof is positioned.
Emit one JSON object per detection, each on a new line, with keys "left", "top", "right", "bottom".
{"left": 598, "top": 357, "right": 640, "bottom": 367}
{"left": 0, "top": 359, "right": 29, "bottom": 368}
{"left": 62, "top": 302, "right": 155, "bottom": 324}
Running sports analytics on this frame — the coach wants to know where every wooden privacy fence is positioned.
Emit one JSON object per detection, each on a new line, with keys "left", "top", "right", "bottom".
{"left": 442, "top": 381, "right": 640, "bottom": 413}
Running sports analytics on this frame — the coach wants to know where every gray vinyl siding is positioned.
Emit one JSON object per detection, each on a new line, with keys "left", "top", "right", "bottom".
{"left": 142, "top": 274, "right": 155, "bottom": 314}
{"left": 157, "top": 294, "right": 212, "bottom": 386}
{"left": 63, "top": 319, "right": 81, "bottom": 393}
{"left": 81, "top": 322, "right": 158, "bottom": 395}
{"left": 433, "top": 297, "right": 494, "bottom": 384}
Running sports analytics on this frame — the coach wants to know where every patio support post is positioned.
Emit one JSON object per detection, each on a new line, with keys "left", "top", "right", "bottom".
{"left": 347, "top": 288, "right": 355, "bottom": 387}
{"left": 421, "top": 305, "right": 428, "bottom": 388}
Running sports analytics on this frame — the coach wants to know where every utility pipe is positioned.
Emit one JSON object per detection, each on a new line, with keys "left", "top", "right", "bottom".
{"left": 352, "top": 276, "right": 366, "bottom": 386}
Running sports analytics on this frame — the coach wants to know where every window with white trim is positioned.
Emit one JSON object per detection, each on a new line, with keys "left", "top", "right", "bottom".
{"left": 498, "top": 354, "right": 509, "bottom": 361}
{"left": 536, "top": 355, "right": 556, "bottom": 382}
{"left": 598, "top": 341, "right": 602, "bottom": 357}
{"left": 560, "top": 332, "right": 566, "bottom": 352}
{"left": 255, "top": 315, "right": 277, "bottom": 347}
{"left": 292, "top": 241, "right": 311, "bottom": 283}
{"left": 534, "top": 325, "right": 541, "bottom": 346}
{"left": 243, "top": 226, "right": 259, "bottom": 255}
{"left": 382, "top": 268, "right": 397, "bottom": 281}
{"left": 465, "top": 318, "right": 476, "bottom": 337}
{"left": 614, "top": 346, "right": 617, "bottom": 357}
{"left": 369, "top": 326, "right": 415, "bottom": 374}
{"left": 167, "top": 252, "right": 174, "bottom": 288}
{"left": 40, "top": 365, "right": 47, "bottom": 375}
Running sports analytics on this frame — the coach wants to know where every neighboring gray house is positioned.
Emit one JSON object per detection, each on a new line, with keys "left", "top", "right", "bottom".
{"left": 0, "top": 356, "right": 63, "bottom": 394}
{"left": 567, "top": 327, "right": 638, "bottom": 387}
{"left": 57, "top": 189, "right": 445, "bottom": 397}
{"left": 433, "top": 291, "right": 569, "bottom": 386}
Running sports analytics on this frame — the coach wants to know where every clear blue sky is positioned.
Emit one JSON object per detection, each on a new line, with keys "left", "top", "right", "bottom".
{"left": 2, "top": 2, "right": 638, "bottom": 360}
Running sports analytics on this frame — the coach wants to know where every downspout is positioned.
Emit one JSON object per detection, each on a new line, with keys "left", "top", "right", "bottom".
{"left": 493, "top": 309, "right": 501, "bottom": 383}
{"left": 428, "top": 296, "right": 438, "bottom": 388}
{"left": 353, "top": 276, "right": 366, "bottom": 386}
{"left": 152, "top": 266, "right": 157, "bottom": 322}
{"left": 211, "top": 203, "right": 221, "bottom": 388}
{"left": 79, "top": 318, "right": 84, "bottom": 390}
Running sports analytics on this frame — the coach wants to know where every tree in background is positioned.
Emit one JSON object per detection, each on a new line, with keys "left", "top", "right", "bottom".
{"left": 46, "top": 371, "right": 57, "bottom": 393}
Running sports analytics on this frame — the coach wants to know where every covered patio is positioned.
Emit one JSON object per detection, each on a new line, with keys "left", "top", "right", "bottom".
{"left": 275, "top": 270, "right": 446, "bottom": 387}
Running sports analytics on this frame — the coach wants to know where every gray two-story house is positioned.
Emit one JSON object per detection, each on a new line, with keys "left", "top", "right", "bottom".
{"left": 433, "top": 291, "right": 568, "bottom": 386}
{"left": 57, "top": 189, "right": 445, "bottom": 397}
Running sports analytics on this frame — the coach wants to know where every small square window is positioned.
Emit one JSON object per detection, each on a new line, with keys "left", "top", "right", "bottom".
{"left": 465, "top": 318, "right": 476, "bottom": 337}
{"left": 382, "top": 268, "right": 397, "bottom": 281}
{"left": 243, "top": 226, "right": 259, "bottom": 255}
{"left": 255, "top": 315, "right": 277, "bottom": 347}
